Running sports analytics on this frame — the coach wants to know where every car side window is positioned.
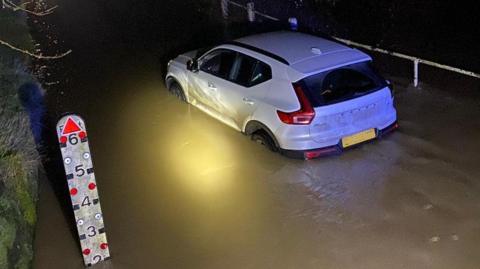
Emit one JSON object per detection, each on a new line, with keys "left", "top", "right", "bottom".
{"left": 229, "top": 54, "right": 257, "bottom": 87}
{"left": 229, "top": 53, "right": 272, "bottom": 87}
{"left": 200, "top": 50, "right": 236, "bottom": 79}
{"left": 250, "top": 61, "right": 272, "bottom": 86}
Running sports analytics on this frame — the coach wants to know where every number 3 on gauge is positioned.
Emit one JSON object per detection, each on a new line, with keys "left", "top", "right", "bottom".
{"left": 87, "top": 226, "right": 97, "bottom": 237}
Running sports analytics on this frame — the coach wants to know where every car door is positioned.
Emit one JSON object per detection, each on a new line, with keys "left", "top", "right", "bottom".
{"left": 188, "top": 49, "right": 236, "bottom": 120}
{"left": 214, "top": 53, "right": 273, "bottom": 130}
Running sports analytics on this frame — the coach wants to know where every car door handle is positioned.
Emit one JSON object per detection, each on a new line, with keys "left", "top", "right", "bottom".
{"left": 243, "top": 97, "right": 255, "bottom": 105}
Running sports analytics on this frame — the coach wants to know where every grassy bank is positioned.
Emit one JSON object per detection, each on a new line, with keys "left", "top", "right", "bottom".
{"left": 0, "top": 7, "right": 40, "bottom": 269}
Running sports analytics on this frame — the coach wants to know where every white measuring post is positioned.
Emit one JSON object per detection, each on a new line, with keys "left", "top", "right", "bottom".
{"left": 221, "top": 0, "right": 229, "bottom": 19}
{"left": 56, "top": 114, "right": 110, "bottom": 267}
{"left": 226, "top": 0, "right": 280, "bottom": 21}
{"left": 247, "top": 2, "right": 255, "bottom": 22}
{"left": 414, "top": 58, "right": 420, "bottom": 87}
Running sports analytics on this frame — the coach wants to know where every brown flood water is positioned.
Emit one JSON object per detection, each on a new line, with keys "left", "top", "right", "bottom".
{"left": 33, "top": 70, "right": 480, "bottom": 268}
{"left": 30, "top": 0, "right": 480, "bottom": 267}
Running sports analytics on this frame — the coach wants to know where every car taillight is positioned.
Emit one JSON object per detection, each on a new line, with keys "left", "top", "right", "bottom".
{"left": 277, "top": 83, "right": 315, "bottom": 125}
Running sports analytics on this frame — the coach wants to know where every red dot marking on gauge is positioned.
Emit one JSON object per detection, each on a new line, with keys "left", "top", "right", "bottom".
{"left": 88, "top": 183, "right": 96, "bottom": 190}
{"left": 82, "top": 248, "right": 91, "bottom": 255}
{"left": 79, "top": 131, "right": 87, "bottom": 139}
{"left": 60, "top": 136, "right": 67, "bottom": 144}
{"left": 100, "top": 243, "right": 108, "bottom": 250}
{"left": 70, "top": 188, "right": 78, "bottom": 196}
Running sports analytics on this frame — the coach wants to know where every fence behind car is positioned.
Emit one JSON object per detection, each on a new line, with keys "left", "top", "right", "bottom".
{"left": 224, "top": 0, "right": 480, "bottom": 88}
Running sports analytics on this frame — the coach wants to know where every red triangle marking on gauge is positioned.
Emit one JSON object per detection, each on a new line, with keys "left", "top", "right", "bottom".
{"left": 62, "top": 117, "right": 82, "bottom": 134}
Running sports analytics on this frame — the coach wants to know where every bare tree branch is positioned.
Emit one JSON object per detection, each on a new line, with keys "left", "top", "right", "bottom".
{"left": 0, "top": 38, "right": 71, "bottom": 59}
{"left": 2, "top": 0, "right": 58, "bottom": 16}
{"left": 1, "top": 0, "right": 70, "bottom": 59}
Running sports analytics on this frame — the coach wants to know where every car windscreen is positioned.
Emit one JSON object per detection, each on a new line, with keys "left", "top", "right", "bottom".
{"left": 300, "top": 61, "right": 387, "bottom": 107}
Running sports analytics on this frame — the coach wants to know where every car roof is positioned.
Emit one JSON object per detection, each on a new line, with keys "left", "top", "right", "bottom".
{"left": 234, "top": 31, "right": 371, "bottom": 76}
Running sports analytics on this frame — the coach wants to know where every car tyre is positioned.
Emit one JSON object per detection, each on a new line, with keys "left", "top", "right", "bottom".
{"left": 169, "top": 82, "right": 187, "bottom": 102}
{"left": 251, "top": 131, "right": 278, "bottom": 152}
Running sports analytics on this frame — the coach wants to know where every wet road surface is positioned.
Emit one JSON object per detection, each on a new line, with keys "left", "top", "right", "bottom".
{"left": 32, "top": 0, "right": 480, "bottom": 268}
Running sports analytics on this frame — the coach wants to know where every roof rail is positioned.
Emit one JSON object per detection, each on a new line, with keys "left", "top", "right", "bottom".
{"left": 225, "top": 41, "right": 290, "bottom": 65}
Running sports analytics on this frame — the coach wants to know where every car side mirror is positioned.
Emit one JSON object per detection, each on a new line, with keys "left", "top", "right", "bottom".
{"left": 187, "top": 59, "right": 199, "bottom": 72}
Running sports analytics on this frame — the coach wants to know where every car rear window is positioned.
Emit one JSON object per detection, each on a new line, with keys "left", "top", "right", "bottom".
{"left": 300, "top": 61, "right": 387, "bottom": 107}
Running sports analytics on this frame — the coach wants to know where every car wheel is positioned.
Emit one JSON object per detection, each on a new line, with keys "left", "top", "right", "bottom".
{"left": 169, "top": 83, "right": 187, "bottom": 102}
{"left": 251, "top": 131, "right": 278, "bottom": 152}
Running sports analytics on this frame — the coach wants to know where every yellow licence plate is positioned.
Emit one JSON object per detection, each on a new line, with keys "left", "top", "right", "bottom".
{"left": 341, "top": 128, "right": 377, "bottom": 148}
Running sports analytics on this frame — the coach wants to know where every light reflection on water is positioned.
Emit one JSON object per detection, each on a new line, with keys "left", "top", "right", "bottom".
{"left": 89, "top": 79, "right": 388, "bottom": 268}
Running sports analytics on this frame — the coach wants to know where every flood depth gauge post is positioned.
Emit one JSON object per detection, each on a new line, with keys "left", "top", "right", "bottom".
{"left": 56, "top": 114, "right": 111, "bottom": 266}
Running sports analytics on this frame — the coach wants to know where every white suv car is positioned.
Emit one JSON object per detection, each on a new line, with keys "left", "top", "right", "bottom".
{"left": 166, "top": 31, "right": 398, "bottom": 159}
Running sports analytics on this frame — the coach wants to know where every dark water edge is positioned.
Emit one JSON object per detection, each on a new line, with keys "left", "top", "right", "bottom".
{"left": 27, "top": 0, "right": 480, "bottom": 268}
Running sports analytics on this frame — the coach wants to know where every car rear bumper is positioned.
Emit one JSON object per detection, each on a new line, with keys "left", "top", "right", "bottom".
{"left": 280, "top": 121, "right": 399, "bottom": 159}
